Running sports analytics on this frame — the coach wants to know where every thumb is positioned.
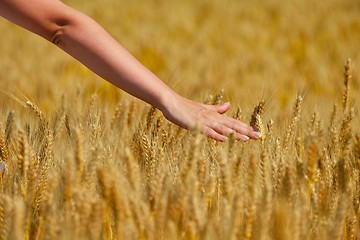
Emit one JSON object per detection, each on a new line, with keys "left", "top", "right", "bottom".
{"left": 215, "top": 102, "right": 231, "bottom": 114}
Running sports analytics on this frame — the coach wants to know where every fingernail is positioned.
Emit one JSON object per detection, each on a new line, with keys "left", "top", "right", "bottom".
{"left": 242, "top": 135, "right": 250, "bottom": 141}
{"left": 222, "top": 136, "right": 228, "bottom": 142}
{"left": 253, "top": 131, "right": 262, "bottom": 139}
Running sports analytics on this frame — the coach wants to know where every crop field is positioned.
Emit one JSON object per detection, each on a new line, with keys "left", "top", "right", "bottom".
{"left": 0, "top": 0, "right": 360, "bottom": 239}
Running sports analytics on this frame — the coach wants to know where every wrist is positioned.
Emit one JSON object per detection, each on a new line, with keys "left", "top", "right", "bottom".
{"left": 157, "top": 89, "right": 179, "bottom": 116}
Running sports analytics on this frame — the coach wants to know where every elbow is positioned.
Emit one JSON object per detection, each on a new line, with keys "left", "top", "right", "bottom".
{"left": 50, "top": 26, "right": 65, "bottom": 46}
{"left": 45, "top": 11, "right": 95, "bottom": 48}
{"left": 47, "top": 12, "right": 88, "bottom": 48}
{"left": 49, "top": 20, "right": 70, "bottom": 47}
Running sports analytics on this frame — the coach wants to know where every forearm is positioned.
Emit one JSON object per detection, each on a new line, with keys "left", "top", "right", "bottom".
{"left": 54, "top": 13, "right": 175, "bottom": 111}
{"left": 0, "top": 0, "right": 175, "bottom": 112}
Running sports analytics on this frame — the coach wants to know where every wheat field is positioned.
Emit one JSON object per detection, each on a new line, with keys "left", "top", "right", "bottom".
{"left": 0, "top": 0, "right": 360, "bottom": 239}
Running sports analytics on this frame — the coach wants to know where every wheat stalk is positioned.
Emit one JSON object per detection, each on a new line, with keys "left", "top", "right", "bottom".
{"left": 25, "top": 100, "right": 45, "bottom": 123}
{"left": 0, "top": 124, "right": 9, "bottom": 164}
{"left": 342, "top": 58, "right": 351, "bottom": 112}
{"left": 339, "top": 108, "right": 354, "bottom": 152}
{"left": 250, "top": 99, "right": 265, "bottom": 142}
{"left": 5, "top": 111, "right": 14, "bottom": 144}
{"left": 213, "top": 89, "right": 224, "bottom": 105}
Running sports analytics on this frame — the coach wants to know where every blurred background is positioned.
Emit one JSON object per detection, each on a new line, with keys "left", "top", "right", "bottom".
{"left": 0, "top": 0, "right": 359, "bottom": 124}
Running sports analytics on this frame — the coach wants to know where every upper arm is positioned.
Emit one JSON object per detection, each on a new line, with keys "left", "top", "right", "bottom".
{"left": 0, "top": 0, "right": 81, "bottom": 41}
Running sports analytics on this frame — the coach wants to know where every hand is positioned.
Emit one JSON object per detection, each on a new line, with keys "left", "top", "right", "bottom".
{"left": 161, "top": 94, "right": 262, "bottom": 142}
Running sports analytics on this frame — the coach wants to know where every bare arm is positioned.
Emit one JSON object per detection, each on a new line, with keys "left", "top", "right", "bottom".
{"left": 0, "top": 0, "right": 261, "bottom": 142}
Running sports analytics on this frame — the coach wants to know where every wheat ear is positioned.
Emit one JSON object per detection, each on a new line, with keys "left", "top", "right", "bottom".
{"left": 342, "top": 58, "right": 351, "bottom": 112}
{"left": 250, "top": 100, "right": 265, "bottom": 142}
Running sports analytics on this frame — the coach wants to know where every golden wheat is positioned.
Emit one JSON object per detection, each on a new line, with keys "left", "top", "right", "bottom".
{"left": 0, "top": 0, "right": 359, "bottom": 239}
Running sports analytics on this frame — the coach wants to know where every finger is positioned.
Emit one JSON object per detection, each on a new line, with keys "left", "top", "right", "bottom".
{"left": 207, "top": 121, "right": 251, "bottom": 142}
{"left": 203, "top": 126, "right": 228, "bottom": 142}
{"left": 210, "top": 123, "right": 249, "bottom": 142}
{"left": 220, "top": 117, "right": 262, "bottom": 140}
{"left": 215, "top": 102, "right": 231, "bottom": 114}
{"left": 205, "top": 102, "right": 230, "bottom": 114}
{"left": 219, "top": 116, "right": 253, "bottom": 132}
{"left": 211, "top": 122, "right": 234, "bottom": 137}
{"left": 234, "top": 132, "right": 250, "bottom": 142}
